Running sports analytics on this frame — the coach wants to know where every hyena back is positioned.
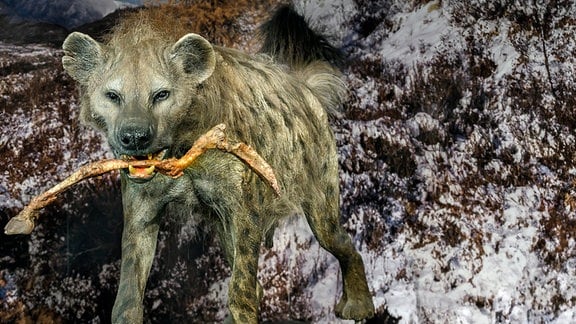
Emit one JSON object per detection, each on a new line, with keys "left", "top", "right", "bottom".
{"left": 62, "top": 5, "right": 374, "bottom": 323}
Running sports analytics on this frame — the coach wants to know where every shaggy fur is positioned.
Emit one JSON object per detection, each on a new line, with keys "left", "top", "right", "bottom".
{"left": 62, "top": 5, "right": 374, "bottom": 323}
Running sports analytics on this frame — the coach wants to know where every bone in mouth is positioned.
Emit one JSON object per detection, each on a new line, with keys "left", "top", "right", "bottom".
{"left": 123, "top": 150, "right": 167, "bottom": 179}
{"left": 4, "top": 124, "right": 280, "bottom": 235}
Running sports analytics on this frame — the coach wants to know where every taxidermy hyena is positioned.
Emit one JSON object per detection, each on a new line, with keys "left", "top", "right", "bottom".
{"left": 62, "top": 5, "right": 374, "bottom": 323}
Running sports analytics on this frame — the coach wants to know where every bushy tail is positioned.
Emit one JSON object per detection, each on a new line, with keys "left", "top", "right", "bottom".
{"left": 259, "top": 4, "right": 344, "bottom": 68}
{"left": 259, "top": 5, "right": 346, "bottom": 116}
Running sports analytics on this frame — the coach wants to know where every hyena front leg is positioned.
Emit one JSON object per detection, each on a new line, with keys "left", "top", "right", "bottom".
{"left": 219, "top": 225, "right": 265, "bottom": 324}
{"left": 225, "top": 214, "right": 262, "bottom": 324}
{"left": 111, "top": 179, "right": 162, "bottom": 323}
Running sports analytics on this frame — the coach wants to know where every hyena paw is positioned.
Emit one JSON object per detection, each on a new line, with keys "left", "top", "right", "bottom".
{"left": 335, "top": 294, "right": 375, "bottom": 321}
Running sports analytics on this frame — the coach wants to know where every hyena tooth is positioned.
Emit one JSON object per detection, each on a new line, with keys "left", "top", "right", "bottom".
{"left": 128, "top": 165, "right": 155, "bottom": 176}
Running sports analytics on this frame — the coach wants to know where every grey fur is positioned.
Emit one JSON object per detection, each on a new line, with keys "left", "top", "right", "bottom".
{"left": 62, "top": 5, "right": 374, "bottom": 323}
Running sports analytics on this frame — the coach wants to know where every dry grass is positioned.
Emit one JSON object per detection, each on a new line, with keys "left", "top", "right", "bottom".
{"left": 137, "top": 0, "right": 279, "bottom": 47}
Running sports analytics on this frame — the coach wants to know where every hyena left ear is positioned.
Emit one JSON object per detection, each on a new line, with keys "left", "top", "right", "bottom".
{"left": 170, "top": 33, "right": 216, "bottom": 83}
{"left": 62, "top": 32, "right": 103, "bottom": 84}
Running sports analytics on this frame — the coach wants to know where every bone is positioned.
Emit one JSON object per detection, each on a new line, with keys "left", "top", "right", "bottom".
{"left": 4, "top": 124, "right": 280, "bottom": 235}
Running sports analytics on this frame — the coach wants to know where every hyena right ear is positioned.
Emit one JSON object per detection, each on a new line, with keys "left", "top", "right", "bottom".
{"left": 62, "top": 32, "right": 103, "bottom": 84}
{"left": 169, "top": 33, "right": 216, "bottom": 83}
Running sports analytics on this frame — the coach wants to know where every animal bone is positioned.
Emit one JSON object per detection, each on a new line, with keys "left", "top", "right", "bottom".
{"left": 4, "top": 123, "right": 280, "bottom": 235}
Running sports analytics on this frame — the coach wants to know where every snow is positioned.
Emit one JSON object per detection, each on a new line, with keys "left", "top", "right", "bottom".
{"left": 402, "top": 187, "right": 543, "bottom": 322}
{"left": 295, "top": 0, "right": 357, "bottom": 46}
{"left": 377, "top": 1, "right": 453, "bottom": 65}
{"left": 488, "top": 20, "right": 520, "bottom": 80}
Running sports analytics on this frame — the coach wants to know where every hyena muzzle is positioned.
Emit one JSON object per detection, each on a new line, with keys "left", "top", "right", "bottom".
{"left": 62, "top": 4, "right": 375, "bottom": 323}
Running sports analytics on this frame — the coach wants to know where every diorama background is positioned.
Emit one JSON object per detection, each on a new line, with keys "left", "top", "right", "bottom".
{"left": 1, "top": 0, "right": 576, "bottom": 322}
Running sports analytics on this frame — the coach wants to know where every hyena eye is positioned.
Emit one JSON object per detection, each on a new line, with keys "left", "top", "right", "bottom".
{"left": 105, "top": 91, "right": 121, "bottom": 104}
{"left": 153, "top": 90, "right": 170, "bottom": 103}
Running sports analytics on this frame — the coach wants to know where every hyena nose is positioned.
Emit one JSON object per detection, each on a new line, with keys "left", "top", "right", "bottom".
{"left": 118, "top": 125, "right": 153, "bottom": 151}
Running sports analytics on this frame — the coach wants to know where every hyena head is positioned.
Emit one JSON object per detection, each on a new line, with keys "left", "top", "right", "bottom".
{"left": 62, "top": 28, "right": 216, "bottom": 181}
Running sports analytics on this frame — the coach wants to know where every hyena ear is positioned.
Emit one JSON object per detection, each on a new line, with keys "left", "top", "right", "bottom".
{"left": 62, "top": 32, "right": 103, "bottom": 84}
{"left": 170, "top": 33, "right": 216, "bottom": 83}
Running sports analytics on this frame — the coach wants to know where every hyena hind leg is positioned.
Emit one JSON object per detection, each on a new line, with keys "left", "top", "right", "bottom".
{"left": 304, "top": 202, "right": 375, "bottom": 321}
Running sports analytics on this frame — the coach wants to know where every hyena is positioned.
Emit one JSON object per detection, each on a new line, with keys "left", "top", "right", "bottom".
{"left": 62, "top": 5, "right": 374, "bottom": 323}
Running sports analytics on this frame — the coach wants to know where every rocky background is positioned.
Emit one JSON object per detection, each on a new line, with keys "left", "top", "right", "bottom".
{"left": 1, "top": 0, "right": 576, "bottom": 323}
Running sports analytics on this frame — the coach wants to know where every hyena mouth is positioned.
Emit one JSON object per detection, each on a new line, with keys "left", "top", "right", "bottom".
{"left": 121, "top": 149, "right": 167, "bottom": 181}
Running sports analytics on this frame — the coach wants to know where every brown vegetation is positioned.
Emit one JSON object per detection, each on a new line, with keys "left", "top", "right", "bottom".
{"left": 139, "top": 0, "right": 278, "bottom": 47}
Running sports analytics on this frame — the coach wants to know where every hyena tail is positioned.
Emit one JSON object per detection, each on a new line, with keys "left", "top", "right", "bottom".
{"left": 259, "top": 4, "right": 347, "bottom": 115}
{"left": 259, "top": 4, "right": 343, "bottom": 67}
